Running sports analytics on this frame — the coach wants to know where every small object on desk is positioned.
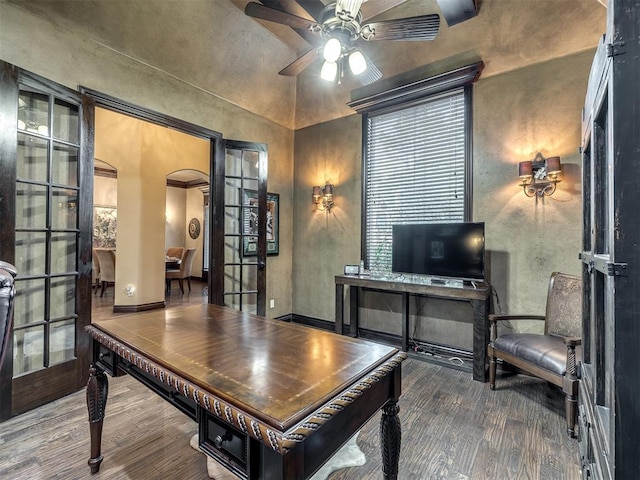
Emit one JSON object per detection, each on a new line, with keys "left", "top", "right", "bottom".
{"left": 344, "top": 264, "right": 360, "bottom": 275}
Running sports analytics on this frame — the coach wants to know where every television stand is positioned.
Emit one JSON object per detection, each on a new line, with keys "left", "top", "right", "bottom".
{"left": 335, "top": 274, "right": 491, "bottom": 382}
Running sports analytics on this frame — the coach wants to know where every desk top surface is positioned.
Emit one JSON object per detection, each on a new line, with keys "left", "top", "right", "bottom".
{"left": 335, "top": 274, "right": 490, "bottom": 300}
{"left": 90, "top": 303, "right": 398, "bottom": 431}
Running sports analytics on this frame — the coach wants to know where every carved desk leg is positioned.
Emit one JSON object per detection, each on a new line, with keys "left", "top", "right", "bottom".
{"left": 380, "top": 400, "right": 401, "bottom": 480}
{"left": 86, "top": 363, "right": 108, "bottom": 474}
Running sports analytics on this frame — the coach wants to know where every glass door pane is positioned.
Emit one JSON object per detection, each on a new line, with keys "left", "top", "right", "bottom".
{"left": 221, "top": 142, "right": 266, "bottom": 315}
{"left": 14, "top": 87, "right": 80, "bottom": 376}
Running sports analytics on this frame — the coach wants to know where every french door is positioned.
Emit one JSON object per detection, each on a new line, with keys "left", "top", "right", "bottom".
{"left": 0, "top": 62, "right": 92, "bottom": 420}
{"left": 211, "top": 140, "right": 267, "bottom": 316}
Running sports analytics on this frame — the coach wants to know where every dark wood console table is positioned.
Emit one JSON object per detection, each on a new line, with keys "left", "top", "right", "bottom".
{"left": 335, "top": 274, "right": 491, "bottom": 382}
{"left": 86, "top": 303, "right": 406, "bottom": 479}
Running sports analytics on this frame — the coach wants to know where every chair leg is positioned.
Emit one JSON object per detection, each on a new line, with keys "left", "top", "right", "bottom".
{"left": 489, "top": 352, "right": 497, "bottom": 390}
{"left": 187, "top": 277, "right": 191, "bottom": 292}
{"left": 565, "top": 391, "right": 578, "bottom": 438}
{"left": 178, "top": 279, "right": 184, "bottom": 294}
{"left": 100, "top": 281, "right": 106, "bottom": 298}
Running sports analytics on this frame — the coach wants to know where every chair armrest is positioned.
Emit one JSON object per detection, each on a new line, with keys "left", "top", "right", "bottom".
{"left": 563, "top": 336, "right": 582, "bottom": 347}
{"left": 488, "top": 314, "right": 546, "bottom": 342}
{"left": 488, "top": 314, "right": 545, "bottom": 324}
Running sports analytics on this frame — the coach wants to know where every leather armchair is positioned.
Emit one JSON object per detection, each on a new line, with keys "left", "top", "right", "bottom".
{"left": 488, "top": 272, "right": 582, "bottom": 437}
{"left": 0, "top": 261, "right": 18, "bottom": 371}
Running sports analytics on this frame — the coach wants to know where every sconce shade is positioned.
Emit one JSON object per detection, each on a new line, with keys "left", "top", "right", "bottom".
{"left": 518, "top": 161, "right": 533, "bottom": 178}
{"left": 546, "top": 156, "right": 561, "bottom": 174}
{"left": 312, "top": 183, "right": 334, "bottom": 212}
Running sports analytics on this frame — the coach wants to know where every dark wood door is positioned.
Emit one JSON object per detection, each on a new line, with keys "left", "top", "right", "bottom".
{"left": 211, "top": 140, "right": 267, "bottom": 316}
{"left": 0, "top": 62, "right": 92, "bottom": 420}
{"left": 578, "top": 1, "right": 640, "bottom": 477}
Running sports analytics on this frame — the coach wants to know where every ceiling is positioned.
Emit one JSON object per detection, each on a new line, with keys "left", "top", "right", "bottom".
{"left": 10, "top": 0, "right": 606, "bottom": 130}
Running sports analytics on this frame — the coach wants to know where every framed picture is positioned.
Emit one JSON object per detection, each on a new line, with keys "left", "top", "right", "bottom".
{"left": 93, "top": 205, "right": 117, "bottom": 247}
{"left": 242, "top": 190, "right": 279, "bottom": 256}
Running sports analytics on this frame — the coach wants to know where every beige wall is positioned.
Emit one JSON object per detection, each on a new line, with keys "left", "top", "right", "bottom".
{"left": 165, "top": 187, "right": 187, "bottom": 252}
{"left": 292, "top": 50, "right": 591, "bottom": 343}
{"left": 94, "top": 109, "right": 210, "bottom": 307}
{"left": 185, "top": 188, "right": 206, "bottom": 279}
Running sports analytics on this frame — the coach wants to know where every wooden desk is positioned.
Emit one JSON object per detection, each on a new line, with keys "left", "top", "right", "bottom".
{"left": 335, "top": 274, "right": 491, "bottom": 382}
{"left": 86, "top": 304, "right": 406, "bottom": 479}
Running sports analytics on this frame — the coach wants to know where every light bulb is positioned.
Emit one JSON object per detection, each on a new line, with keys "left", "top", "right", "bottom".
{"left": 320, "top": 61, "right": 338, "bottom": 81}
{"left": 349, "top": 50, "right": 367, "bottom": 75}
{"left": 323, "top": 38, "right": 342, "bottom": 63}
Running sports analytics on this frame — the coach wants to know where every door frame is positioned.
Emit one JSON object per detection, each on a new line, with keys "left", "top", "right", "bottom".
{"left": 79, "top": 88, "right": 223, "bottom": 304}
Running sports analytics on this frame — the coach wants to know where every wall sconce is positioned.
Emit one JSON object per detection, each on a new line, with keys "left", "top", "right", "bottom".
{"left": 312, "top": 183, "right": 334, "bottom": 212}
{"left": 518, "top": 153, "right": 562, "bottom": 198}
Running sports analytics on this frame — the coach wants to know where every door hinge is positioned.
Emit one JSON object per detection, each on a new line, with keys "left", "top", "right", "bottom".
{"left": 607, "top": 41, "right": 626, "bottom": 57}
{"left": 606, "top": 262, "right": 627, "bottom": 277}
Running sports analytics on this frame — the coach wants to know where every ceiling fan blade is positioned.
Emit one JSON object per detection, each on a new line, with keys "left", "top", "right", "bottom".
{"left": 355, "top": 51, "right": 383, "bottom": 85}
{"left": 278, "top": 48, "right": 319, "bottom": 76}
{"left": 335, "top": 0, "right": 365, "bottom": 21}
{"left": 361, "top": 14, "right": 440, "bottom": 41}
{"left": 360, "top": 0, "right": 407, "bottom": 21}
{"left": 245, "top": 2, "right": 319, "bottom": 30}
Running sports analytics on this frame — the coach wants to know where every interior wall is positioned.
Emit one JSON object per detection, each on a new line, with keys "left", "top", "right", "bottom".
{"left": 185, "top": 187, "right": 205, "bottom": 278}
{"left": 93, "top": 176, "right": 117, "bottom": 207}
{"left": 0, "top": 1, "right": 294, "bottom": 316}
{"left": 292, "top": 50, "right": 592, "bottom": 343}
{"left": 165, "top": 186, "right": 187, "bottom": 252}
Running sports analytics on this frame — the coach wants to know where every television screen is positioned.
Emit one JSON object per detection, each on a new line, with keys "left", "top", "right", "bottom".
{"left": 391, "top": 222, "right": 485, "bottom": 280}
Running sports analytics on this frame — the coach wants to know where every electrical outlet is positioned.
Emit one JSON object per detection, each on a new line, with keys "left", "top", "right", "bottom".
{"left": 269, "top": 299, "right": 275, "bottom": 309}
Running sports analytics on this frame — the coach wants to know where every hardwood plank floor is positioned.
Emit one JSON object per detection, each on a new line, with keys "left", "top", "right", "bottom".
{"left": 0, "top": 282, "right": 580, "bottom": 479}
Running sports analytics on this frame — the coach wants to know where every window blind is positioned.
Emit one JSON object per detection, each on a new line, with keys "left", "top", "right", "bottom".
{"left": 364, "top": 88, "right": 467, "bottom": 272}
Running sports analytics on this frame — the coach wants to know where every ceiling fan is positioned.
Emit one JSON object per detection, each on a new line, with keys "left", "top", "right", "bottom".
{"left": 245, "top": 0, "right": 440, "bottom": 85}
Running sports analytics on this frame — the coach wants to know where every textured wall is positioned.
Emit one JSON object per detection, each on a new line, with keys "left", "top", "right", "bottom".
{"left": 293, "top": 114, "right": 362, "bottom": 320}
{"left": 292, "top": 50, "right": 593, "bottom": 343}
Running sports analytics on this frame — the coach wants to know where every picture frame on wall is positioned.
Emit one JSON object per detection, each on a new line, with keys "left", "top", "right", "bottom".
{"left": 242, "top": 190, "right": 279, "bottom": 256}
{"left": 93, "top": 205, "right": 117, "bottom": 247}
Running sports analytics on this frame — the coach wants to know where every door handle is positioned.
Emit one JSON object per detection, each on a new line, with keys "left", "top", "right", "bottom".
{"left": 258, "top": 260, "right": 266, "bottom": 270}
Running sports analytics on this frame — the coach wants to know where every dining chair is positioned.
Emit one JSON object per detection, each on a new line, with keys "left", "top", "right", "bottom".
{"left": 166, "top": 248, "right": 196, "bottom": 294}
{"left": 0, "top": 261, "right": 17, "bottom": 371}
{"left": 94, "top": 249, "right": 116, "bottom": 298}
{"left": 92, "top": 248, "right": 101, "bottom": 295}
{"left": 166, "top": 247, "right": 184, "bottom": 259}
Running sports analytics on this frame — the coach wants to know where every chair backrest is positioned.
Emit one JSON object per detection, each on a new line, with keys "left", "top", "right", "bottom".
{"left": 180, "top": 248, "right": 196, "bottom": 277}
{"left": 95, "top": 249, "right": 116, "bottom": 282}
{"left": 544, "top": 272, "right": 582, "bottom": 337}
{"left": 166, "top": 247, "right": 184, "bottom": 259}
{"left": 0, "top": 261, "right": 17, "bottom": 371}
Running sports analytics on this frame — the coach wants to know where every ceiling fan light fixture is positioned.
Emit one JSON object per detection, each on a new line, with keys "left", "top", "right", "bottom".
{"left": 320, "top": 60, "right": 338, "bottom": 81}
{"left": 323, "top": 37, "right": 342, "bottom": 63}
{"left": 349, "top": 50, "right": 367, "bottom": 75}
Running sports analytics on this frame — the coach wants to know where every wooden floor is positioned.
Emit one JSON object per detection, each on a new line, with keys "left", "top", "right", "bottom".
{"left": 0, "top": 282, "right": 580, "bottom": 479}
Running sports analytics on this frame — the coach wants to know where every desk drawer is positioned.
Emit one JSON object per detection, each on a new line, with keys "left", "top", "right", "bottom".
{"left": 199, "top": 409, "right": 248, "bottom": 477}
{"left": 94, "top": 342, "right": 118, "bottom": 376}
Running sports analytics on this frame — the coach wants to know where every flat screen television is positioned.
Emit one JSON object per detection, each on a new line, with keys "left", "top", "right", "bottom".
{"left": 391, "top": 222, "right": 485, "bottom": 281}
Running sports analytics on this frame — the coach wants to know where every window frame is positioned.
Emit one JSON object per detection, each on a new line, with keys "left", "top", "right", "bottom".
{"left": 358, "top": 78, "right": 476, "bottom": 269}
